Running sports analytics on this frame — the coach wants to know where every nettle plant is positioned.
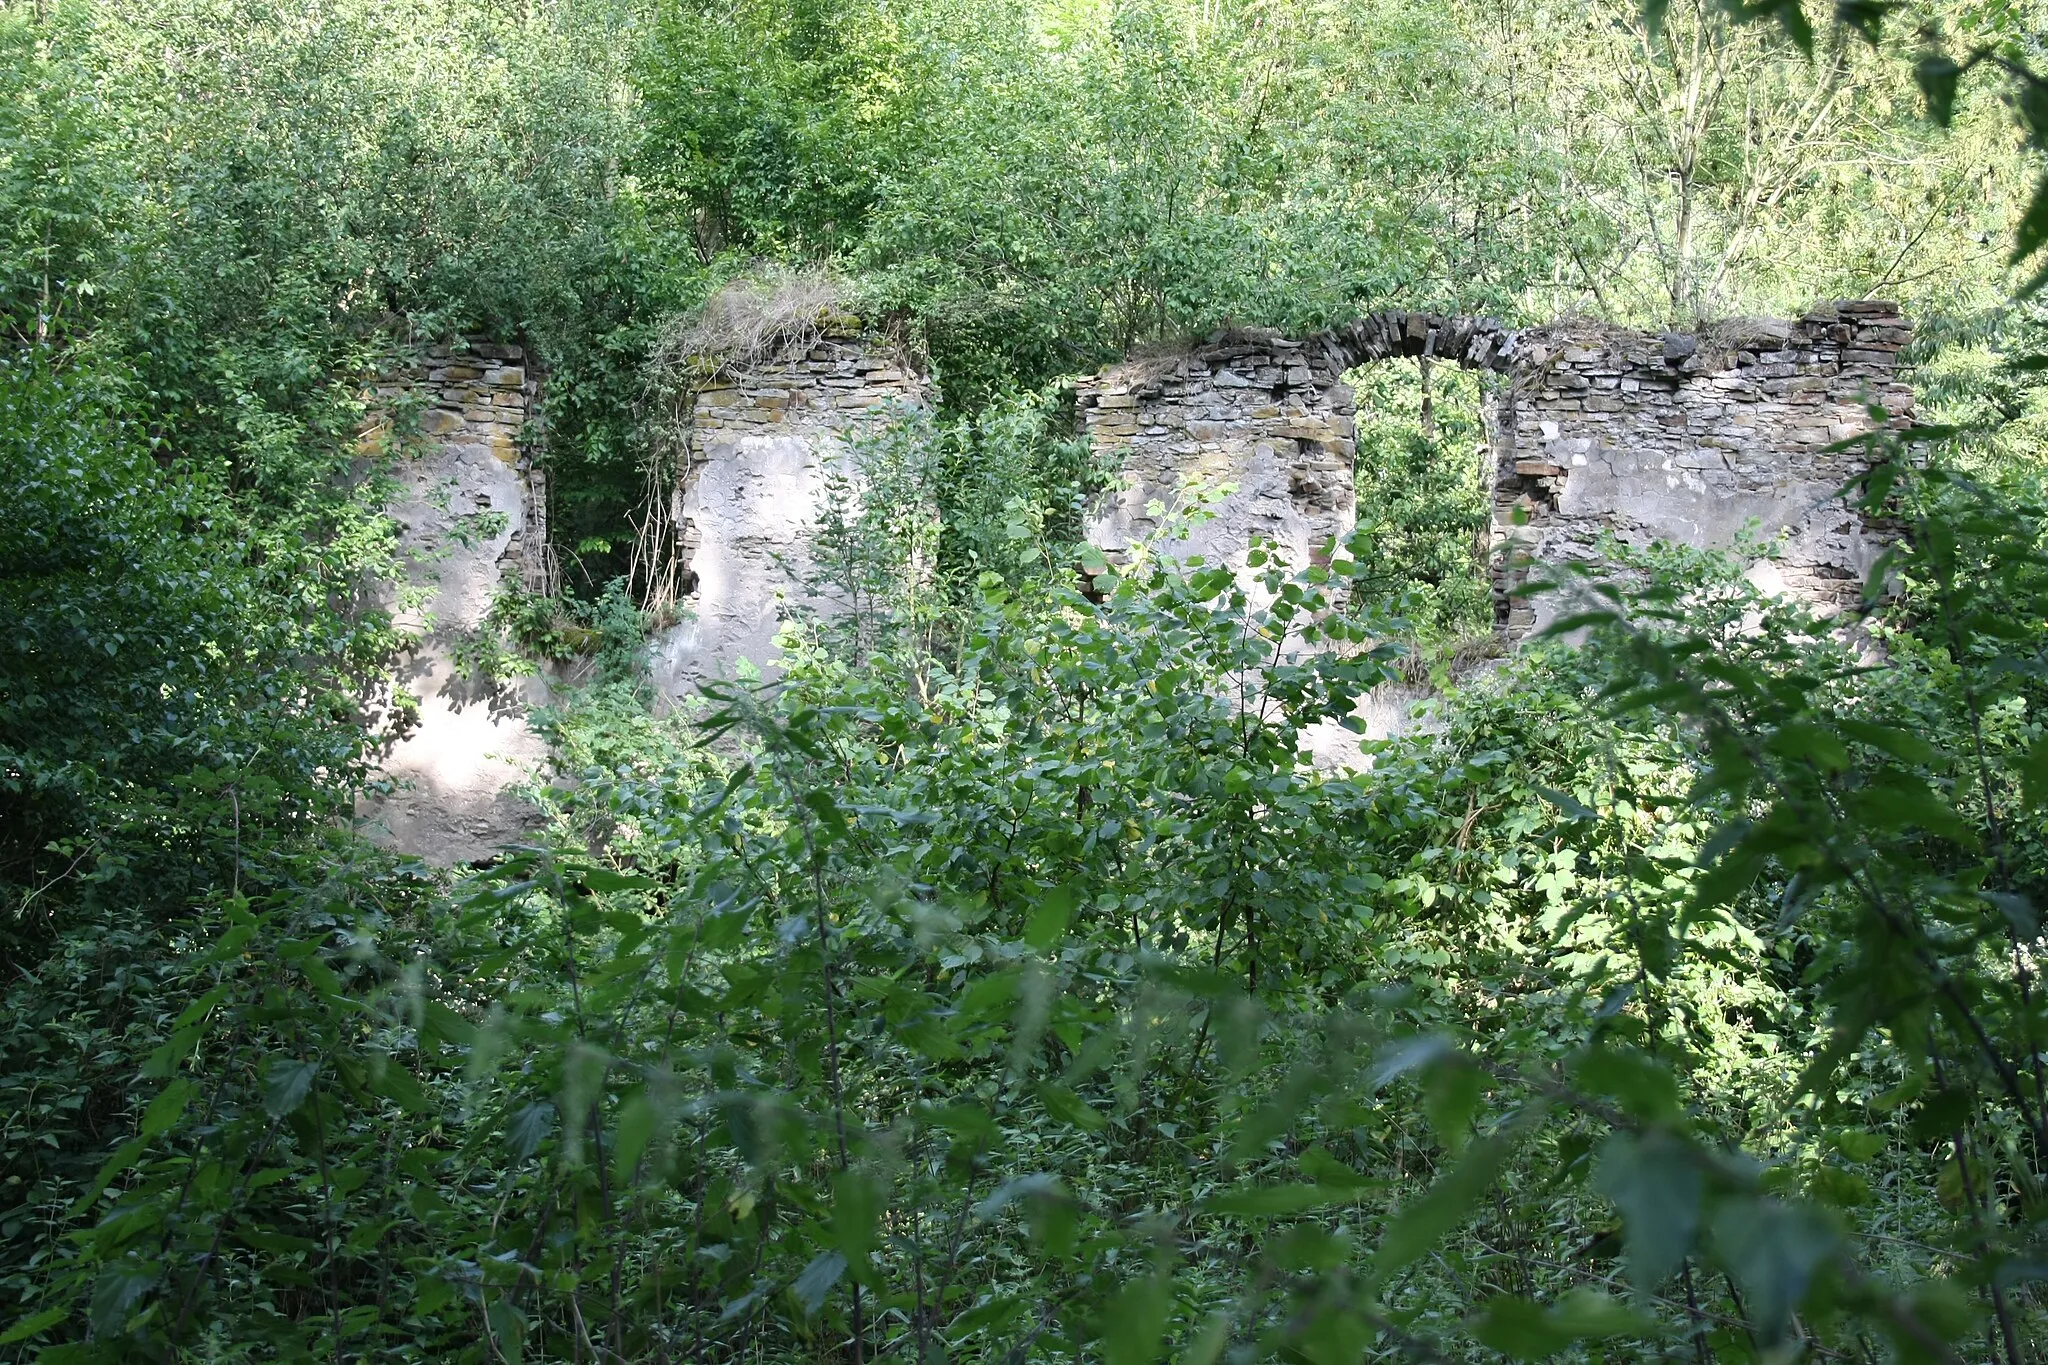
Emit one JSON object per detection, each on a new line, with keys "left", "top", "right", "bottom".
{"left": 18, "top": 445, "right": 2048, "bottom": 1364}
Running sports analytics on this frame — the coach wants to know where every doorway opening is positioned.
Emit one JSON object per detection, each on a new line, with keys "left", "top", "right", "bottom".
{"left": 1342, "top": 357, "right": 1497, "bottom": 665}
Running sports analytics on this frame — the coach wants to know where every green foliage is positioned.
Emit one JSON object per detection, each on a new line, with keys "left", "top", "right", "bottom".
{"left": 0, "top": 354, "right": 387, "bottom": 932}
{"left": 783, "top": 395, "right": 1102, "bottom": 671}
{"left": 639, "top": 0, "right": 919, "bottom": 260}
{"left": 23, "top": 452, "right": 2048, "bottom": 1358}
{"left": 14, "top": 0, "right": 2048, "bottom": 1359}
{"left": 1348, "top": 360, "right": 1497, "bottom": 654}
{"left": 847, "top": 0, "right": 1561, "bottom": 395}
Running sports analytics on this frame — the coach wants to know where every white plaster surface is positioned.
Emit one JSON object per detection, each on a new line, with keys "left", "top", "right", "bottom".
{"left": 651, "top": 429, "right": 848, "bottom": 694}
{"left": 648, "top": 339, "right": 926, "bottom": 702}
{"left": 357, "top": 379, "right": 550, "bottom": 865}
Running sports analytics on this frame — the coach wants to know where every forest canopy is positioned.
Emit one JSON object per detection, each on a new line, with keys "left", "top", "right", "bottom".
{"left": 7, "top": 0, "right": 2048, "bottom": 1362}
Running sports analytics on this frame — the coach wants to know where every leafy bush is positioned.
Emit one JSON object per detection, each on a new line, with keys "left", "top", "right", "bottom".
{"left": 9, "top": 0, "right": 2048, "bottom": 1359}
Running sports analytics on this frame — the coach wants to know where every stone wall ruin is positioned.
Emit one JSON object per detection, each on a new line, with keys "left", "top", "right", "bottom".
{"left": 1488, "top": 302, "right": 1913, "bottom": 632}
{"left": 649, "top": 329, "right": 928, "bottom": 700}
{"left": 356, "top": 341, "right": 553, "bottom": 866}
{"left": 1077, "top": 338, "right": 1360, "bottom": 570}
{"left": 1075, "top": 303, "right": 1914, "bottom": 633}
{"left": 357, "top": 305, "right": 1915, "bottom": 858}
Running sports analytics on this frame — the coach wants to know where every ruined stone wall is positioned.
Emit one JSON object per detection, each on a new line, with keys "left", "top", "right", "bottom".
{"left": 1076, "top": 333, "right": 1360, "bottom": 570}
{"left": 357, "top": 341, "right": 552, "bottom": 865}
{"left": 1491, "top": 301, "right": 1914, "bottom": 633}
{"left": 1077, "top": 305, "right": 1914, "bottom": 634}
{"left": 650, "top": 332, "right": 927, "bottom": 701}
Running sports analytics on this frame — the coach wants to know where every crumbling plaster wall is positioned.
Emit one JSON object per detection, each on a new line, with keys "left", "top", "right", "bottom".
{"left": 1076, "top": 336, "right": 1359, "bottom": 571}
{"left": 352, "top": 305, "right": 1914, "bottom": 857}
{"left": 1490, "top": 301, "right": 1914, "bottom": 632}
{"left": 650, "top": 333, "right": 928, "bottom": 701}
{"left": 1075, "top": 304, "right": 1914, "bottom": 632}
{"left": 357, "top": 341, "right": 553, "bottom": 866}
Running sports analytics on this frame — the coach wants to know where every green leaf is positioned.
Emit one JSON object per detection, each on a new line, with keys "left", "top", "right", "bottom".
{"left": 171, "top": 983, "right": 232, "bottom": 1030}
{"left": 2019, "top": 737, "right": 2048, "bottom": 810}
{"left": 834, "top": 1170, "right": 883, "bottom": 1272}
{"left": 262, "top": 1059, "right": 318, "bottom": 1118}
{"left": 612, "top": 1093, "right": 656, "bottom": 1186}
{"left": 486, "top": 1298, "right": 526, "bottom": 1365}
{"left": 1767, "top": 722, "right": 1848, "bottom": 771}
{"left": 2015, "top": 179, "right": 2048, "bottom": 267}
{"left": 1205, "top": 1183, "right": 1351, "bottom": 1216}
{"left": 508, "top": 1102, "right": 556, "bottom": 1160}
{"left": 801, "top": 789, "right": 850, "bottom": 840}
{"left": 140, "top": 1024, "right": 203, "bottom": 1080}
{"left": 575, "top": 865, "right": 655, "bottom": 894}
{"left": 88, "top": 1261, "right": 158, "bottom": 1338}
{"left": 1532, "top": 785, "right": 1597, "bottom": 821}
{"left": 791, "top": 1251, "right": 846, "bottom": 1315}
{"left": 1711, "top": 1198, "right": 1837, "bottom": 1343}
{"left": 1987, "top": 892, "right": 2039, "bottom": 939}
{"left": 1835, "top": 719, "right": 1941, "bottom": 767}
{"left": 1470, "top": 1296, "right": 1576, "bottom": 1358}
{"left": 1768, "top": 0, "right": 1813, "bottom": 53}
{"left": 1298, "top": 1146, "right": 1374, "bottom": 1189}
{"left": 1036, "top": 1081, "right": 1106, "bottom": 1131}
{"left": 0, "top": 1307, "right": 67, "bottom": 1345}
{"left": 1573, "top": 1046, "right": 1682, "bottom": 1124}
{"left": 70, "top": 1139, "right": 145, "bottom": 1216}
{"left": 924, "top": 1103, "right": 1000, "bottom": 1146}
{"left": 140, "top": 1079, "right": 194, "bottom": 1139}
{"left": 1471, "top": 1289, "right": 1666, "bottom": 1359}
{"left": 1844, "top": 775, "right": 1971, "bottom": 843}
{"left": 1101, "top": 1272, "right": 1171, "bottom": 1365}
{"left": 1024, "top": 886, "right": 1076, "bottom": 951}
{"left": 1833, "top": 0, "right": 1887, "bottom": 44}
{"left": 1423, "top": 1063, "right": 1485, "bottom": 1151}
{"left": 900, "top": 1018, "right": 966, "bottom": 1061}
{"left": 1593, "top": 1130, "right": 1701, "bottom": 1291}
{"left": 974, "top": 1173, "right": 1063, "bottom": 1222}
{"left": 368, "top": 1060, "right": 431, "bottom": 1114}
{"left": 1372, "top": 1107, "right": 1540, "bottom": 1283}
{"left": 1366, "top": 1034, "right": 1455, "bottom": 1091}
{"left": 1693, "top": 843, "right": 1766, "bottom": 913}
{"left": 1914, "top": 54, "right": 1960, "bottom": 126}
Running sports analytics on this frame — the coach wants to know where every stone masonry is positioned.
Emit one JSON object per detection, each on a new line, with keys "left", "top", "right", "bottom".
{"left": 357, "top": 340, "right": 553, "bottom": 866}
{"left": 1077, "top": 335, "right": 1360, "bottom": 572}
{"left": 1076, "top": 304, "right": 1914, "bottom": 633}
{"left": 1488, "top": 302, "right": 1913, "bottom": 632}
{"left": 650, "top": 329, "right": 927, "bottom": 700}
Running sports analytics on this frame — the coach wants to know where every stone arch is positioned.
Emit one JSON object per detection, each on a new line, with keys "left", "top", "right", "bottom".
{"left": 1306, "top": 310, "right": 1522, "bottom": 376}
{"left": 1075, "top": 317, "right": 1514, "bottom": 588}
{"left": 1077, "top": 303, "right": 1915, "bottom": 635}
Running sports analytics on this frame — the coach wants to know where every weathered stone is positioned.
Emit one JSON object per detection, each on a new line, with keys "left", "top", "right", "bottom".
{"left": 357, "top": 339, "right": 551, "bottom": 867}
{"left": 1071, "top": 303, "right": 1913, "bottom": 640}
{"left": 650, "top": 339, "right": 928, "bottom": 703}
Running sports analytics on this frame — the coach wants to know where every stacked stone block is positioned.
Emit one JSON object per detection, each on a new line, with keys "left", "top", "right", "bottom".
{"left": 411, "top": 341, "right": 551, "bottom": 593}
{"left": 1076, "top": 331, "right": 1361, "bottom": 571}
{"left": 358, "top": 339, "right": 551, "bottom": 865}
{"left": 1076, "top": 304, "right": 1914, "bottom": 638}
{"left": 650, "top": 329, "right": 928, "bottom": 698}
{"left": 1489, "top": 301, "right": 1913, "bottom": 633}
